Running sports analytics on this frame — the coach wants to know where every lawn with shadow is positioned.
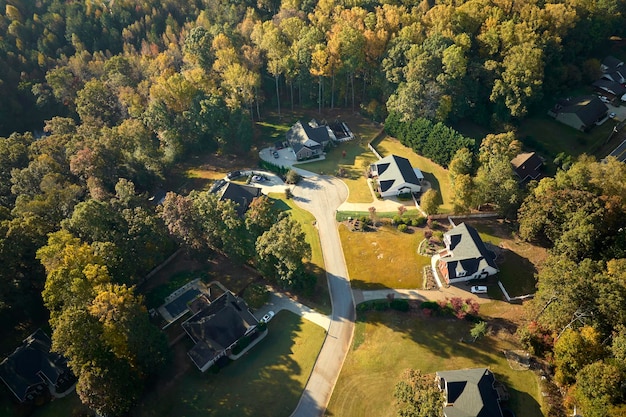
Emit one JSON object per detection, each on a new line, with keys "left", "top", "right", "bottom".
{"left": 326, "top": 310, "right": 544, "bottom": 417}
{"left": 137, "top": 311, "right": 325, "bottom": 417}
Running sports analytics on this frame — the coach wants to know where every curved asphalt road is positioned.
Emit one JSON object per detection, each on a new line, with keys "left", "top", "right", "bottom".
{"left": 289, "top": 173, "right": 355, "bottom": 417}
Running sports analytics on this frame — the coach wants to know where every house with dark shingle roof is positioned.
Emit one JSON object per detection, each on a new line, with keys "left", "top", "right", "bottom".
{"left": 548, "top": 96, "right": 608, "bottom": 131}
{"left": 0, "top": 329, "right": 75, "bottom": 403}
{"left": 601, "top": 55, "right": 624, "bottom": 73}
{"left": 286, "top": 119, "right": 337, "bottom": 161}
{"left": 510, "top": 152, "right": 543, "bottom": 184}
{"left": 216, "top": 182, "right": 262, "bottom": 217}
{"left": 592, "top": 79, "right": 626, "bottom": 101}
{"left": 369, "top": 154, "right": 424, "bottom": 198}
{"left": 436, "top": 368, "right": 505, "bottom": 417}
{"left": 182, "top": 291, "right": 259, "bottom": 372}
{"left": 436, "top": 223, "right": 498, "bottom": 285}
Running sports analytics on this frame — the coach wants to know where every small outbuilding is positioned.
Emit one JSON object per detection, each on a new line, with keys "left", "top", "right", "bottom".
{"left": 510, "top": 152, "right": 543, "bottom": 184}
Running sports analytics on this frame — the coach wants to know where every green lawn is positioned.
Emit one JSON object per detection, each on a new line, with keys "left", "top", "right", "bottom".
{"left": 326, "top": 310, "right": 545, "bottom": 417}
{"left": 339, "top": 224, "right": 430, "bottom": 289}
{"left": 336, "top": 209, "right": 422, "bottom": 222}
{"left": 138, "top": 311, "right": 325, "bottom": 417}
{"left": 268, "top": 193, "right": 330, "bottom": 314}
{"left": 376, "top": 137, "right": 454, "bottom": 213}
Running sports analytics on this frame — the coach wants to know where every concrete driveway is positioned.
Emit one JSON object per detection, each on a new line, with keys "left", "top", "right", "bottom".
{"left": 254, "top": 292, "right": 331, "bottom": 330}
{"left": 607, "top": 103, "right": 626, "bottom": 121}
{"left": 259, "top": 147, "right": 326, "bottom": 172}
{"left": 288, "top": 174, "right": 353, "bottom": 417}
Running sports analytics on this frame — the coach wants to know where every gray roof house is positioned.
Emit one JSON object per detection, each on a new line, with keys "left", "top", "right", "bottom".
{"left": 436, "top": 223, "right": 498, "bottom": 285}
{"left": 287, "top": 120, "right": 336, "bottom": 161}
{"left": 436, "top": 368, "right": 505, "bottom": 417}
{"left": 369, "top": 154, "right": 424, "bottom": 198}
{"left": 0, "top": 329, "right": 74, "bottom": 403}
{"left": 592, "top": 79, "right": 626, "bottom": 101}
{"left": 217, "top": 182, "right": 262, "bottom": 217}
{"left": 510, "top": 152, "right": 543, "bottom": 183}
{"left": 601, "top": 55, "right": 623, "bottom": 73}
{"left": 182, "top": 291, "right": 259, "bottom": 372}
{"left": 548, "top": 96, "right": 608, "bottom": 131}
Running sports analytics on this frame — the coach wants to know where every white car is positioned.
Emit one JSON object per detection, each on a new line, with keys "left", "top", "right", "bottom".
{"left": 261, "top": 311, "right": 275, "bottom": 323}
{"left": 470, "top": 286, "right": 488, "bottom": 294}
{"left": 609, "top": 112, "right": 616, "bottom": 119}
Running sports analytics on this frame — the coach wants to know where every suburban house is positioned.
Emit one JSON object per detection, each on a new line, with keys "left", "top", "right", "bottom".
{"left": 436, "top": 368, "right": 506, "bottom": 417}
{"left": 216, "top": 182, "right": 262, "bottom": 217}
{"left": 0, "top": 329, "right": 75, "bottom": 403}
{"left": 369, "top": 154, "right": 424, "bottom": 198}
{"left": 600, "top": 55, "right": 625, "bottom": 83}
{"left": 601, "top": 55, "right": 623, "bottom": 72}
{"left": 510, "top": 152, "right": 543, "bottom": 184}
{"left": 436, "top": 223, "right": 498, "bottom": 285}
{"left": 286, "top": 119, "right": 337, "bottom": 160}
{"left": 548, "top": 96, "right": 608, "bottom": 131}
{"left": 592, "top": 79, "right": 626, "bottom": 102}
{"left": 182, "top": 290, "right": 259, "bottom": 372}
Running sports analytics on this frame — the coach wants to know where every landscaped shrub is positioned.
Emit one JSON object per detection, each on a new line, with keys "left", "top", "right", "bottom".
{"left": 390, "top": 299, "right": 409, "bottom": 312}
{"left": 397, "top": 224, "right": 408, "bottom": 233}
{"left": 259, "top": 159, "right": 288, "bottom": 176}
{"left": 412, "top": 216, "right": 426, "bottom": 227}
{"left": 285, "top": 169, "right": 302, "bottom": 184}
{"left": 285, "top": 187, "right": 293, "bottom": 199}
{"left": 397, "top": 192, "right": 412, "bottom": 201}
{"left": 424, "top": 230, "right": 433, "bottom": 240}
{"left": 392, "top": 215, "right": 404, "bottom": 225}
{"left": 433, "top": 230, "right": 444, "bottom": 242}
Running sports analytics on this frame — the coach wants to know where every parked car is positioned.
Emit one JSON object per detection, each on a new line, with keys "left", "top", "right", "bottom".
{"left": 252, "top": 175, "right": 266, "bottom": 182}
{"left": 272, "top": 151, "right": 279, "bottom": 159}
{"left": 470, "top": 285, "right": 488, "bottom": 294}
{"left": 227, "top": 170, "right": 242, "bottom": 180}
{"left": 261, "top": 311, "right": 275, "bottom": 323}
{"left": 609, "top": 112, "right": 616, "bottom": 119}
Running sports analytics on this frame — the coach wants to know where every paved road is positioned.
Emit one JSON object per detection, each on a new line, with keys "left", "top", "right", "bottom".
{"left": 288, "top": 174, "right": 354, "bottom": 417}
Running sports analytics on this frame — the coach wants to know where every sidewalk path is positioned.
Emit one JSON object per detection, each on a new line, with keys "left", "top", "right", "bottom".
{"left": 353, "top": 286, "right": 493, "bottom": 306}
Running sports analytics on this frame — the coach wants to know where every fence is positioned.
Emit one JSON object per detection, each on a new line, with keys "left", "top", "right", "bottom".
{"left": 498, "top": 281, "right": 535, "bottom": 302}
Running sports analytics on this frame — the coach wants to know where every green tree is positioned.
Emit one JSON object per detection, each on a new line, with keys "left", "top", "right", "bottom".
{"left": 573, "top": 361, "right": 622, "bottom": 417}
{"left": 420, "top": 189, "right": 439, "bottom": 215}
{"left": 470, "top": 321, "right": 488, "bottom": 342}
{"left": 245, "top": 195, "right": 276, "bottom": 237}
{"left": 394, "top": 369, "right": 444, "bottom": 417}
{"left": 76, "top": 79, "right": 121, "bottom": 127}
{"left": 256, "top": 214, "right": 312, "bottom": 290}
{"left": 554, "top": 326, "right": 605, "bottom": 386}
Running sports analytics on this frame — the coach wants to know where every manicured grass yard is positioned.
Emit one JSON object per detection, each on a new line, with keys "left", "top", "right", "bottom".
{"left": 339, "top": 224, "right": 430, "bottom": 289}
{"left": 326, "top": 310, "right": 545, "bottom": 417}
{"left": 376, "top": 137, "right": 454, "bottom": 213}
{"left": 136, "top": 311, "right": 325, "bottom": 417}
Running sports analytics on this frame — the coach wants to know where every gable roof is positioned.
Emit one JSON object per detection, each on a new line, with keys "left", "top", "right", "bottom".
{"left": 510, "top": 152, "right": 542, "bottom": 182}
{"left": 286, "top": 121, "right": 328, "bottom": 153}
{"left": 442, "top": 223, "right": 497, "bottom": 278}
{"left": 218, "top": 182, "right": 262, "bottom": 217}
{"left": 556, "top": 96, "right": 608, "bottom": 127}
{"left": 373, "top": 155, "right": 423, "bottom": 192}
{"left": 602, "top": 55, "right": 623, "bottom": 71}
{"left": 437, "top": 368, "right": 503, "bottom": 417}
{"left": 182, "top": 291, "right": 258, "bottom": 371}
{"left": 592, "top": 79, "right": 626, "bottom": 97}
{"left": 0, "top": 329, "right": 71, "bottom": 402}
